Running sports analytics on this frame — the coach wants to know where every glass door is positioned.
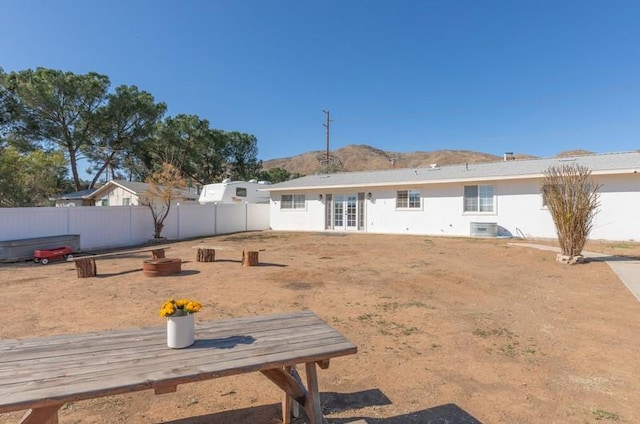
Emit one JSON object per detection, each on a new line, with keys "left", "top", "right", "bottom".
{"left": 345, "top": 194, "right": 357, "bottom": 230}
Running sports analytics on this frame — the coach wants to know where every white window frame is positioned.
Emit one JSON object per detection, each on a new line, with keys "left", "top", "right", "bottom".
{"left": 396, "top": 189, "right": 422, "bottom": 210}
{"left": 463, "top": 185, "right": 495, "bottom": 213}
{"left": 280, "top": 194, "right": 306, "bottom": 210}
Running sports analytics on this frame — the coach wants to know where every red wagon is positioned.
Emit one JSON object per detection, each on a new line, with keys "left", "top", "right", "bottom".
{"left": 33, "top": 246, "right": 74, "bottom": 265}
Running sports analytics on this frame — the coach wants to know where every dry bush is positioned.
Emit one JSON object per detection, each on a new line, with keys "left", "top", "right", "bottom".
{"left": 142, "top": 162, "right": 186, "bottom": 239}
{"left": 542, "top": 163, "right": 601, "bottom": 258}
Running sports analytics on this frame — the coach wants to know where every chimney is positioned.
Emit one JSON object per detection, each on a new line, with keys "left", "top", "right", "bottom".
{"left": 504, "top": 152, "right": 514, "bottom": 161}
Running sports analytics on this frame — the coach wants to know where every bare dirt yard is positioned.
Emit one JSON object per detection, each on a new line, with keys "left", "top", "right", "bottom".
{"left": 1, "top": 231, "right": 639, "bottom": 424}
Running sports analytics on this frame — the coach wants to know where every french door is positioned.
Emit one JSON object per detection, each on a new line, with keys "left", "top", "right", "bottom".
{"left": 325, "top": 193, "right": 364, "bottom": 231}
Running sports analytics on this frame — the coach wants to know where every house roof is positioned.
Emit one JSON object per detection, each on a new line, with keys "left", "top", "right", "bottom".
{"left": 266, "top": 151, "right": 640, "bottom": 192}
{"left": 51, "top": 189, "right": 97, "bottom": 200}
{"left": 91, "top": 180, "right": 199, "bottom": 200}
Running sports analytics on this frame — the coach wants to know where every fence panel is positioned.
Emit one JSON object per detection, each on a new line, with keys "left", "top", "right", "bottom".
{"left": 215, "top": 204, "right": 248, "bottom": 234}
{"left": 0, "top": 203, "right": 269, "bottom": 252}
{"left": 247, "top": 204, "right": 271, "bottom": 231}
{"left": 0, "top": 207, "right": 69, "bottom": 240}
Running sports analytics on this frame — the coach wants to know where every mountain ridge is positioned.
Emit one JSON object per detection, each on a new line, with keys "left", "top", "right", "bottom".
{"left": 262, "top": 144, "right": 573, "bottom": 176}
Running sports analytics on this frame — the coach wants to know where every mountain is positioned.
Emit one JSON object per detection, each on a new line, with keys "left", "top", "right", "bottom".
{"left": 263, "top": 144, "right": 538, "bottom": 176}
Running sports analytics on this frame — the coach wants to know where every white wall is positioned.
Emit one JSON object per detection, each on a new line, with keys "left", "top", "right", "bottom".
{"left": 0, "top": 203, "right": 270, "bottom": 251}
{"left": 269, "top": 192, "right": 326, "bottom": 232}
{"left": 269, "top": 174, "right": 640, "bottom": 241}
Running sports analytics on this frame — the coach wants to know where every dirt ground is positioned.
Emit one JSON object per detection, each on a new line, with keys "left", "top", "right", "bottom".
{"left": 1, "top": 231, "right": 639, "bottom": 424}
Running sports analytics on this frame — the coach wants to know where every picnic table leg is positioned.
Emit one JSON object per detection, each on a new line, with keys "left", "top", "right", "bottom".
{"left": 282, "top": 365, "right": 301, "bottom": 423}
{"left": 304, "top": 362, "right": 328, "bottom": 424}
{"left": 20, "top": 404, "right": 63, "bottom": 424}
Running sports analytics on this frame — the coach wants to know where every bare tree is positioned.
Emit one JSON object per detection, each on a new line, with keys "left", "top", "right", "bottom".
{"left": 141, "top": 163, "right": 186, "bottom": 239}
{"left": 542, "top": 163, "right": 600, "bottom": 262}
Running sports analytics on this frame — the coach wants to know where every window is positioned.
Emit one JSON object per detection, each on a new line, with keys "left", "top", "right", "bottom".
{"left": 281, "top": 194, "right": 305, "bottom": 209}
{"left": 122, "top": 198, "right": 131, "bottom": 206}
{"left": 235, "top": 187, "right": 247, "bottom": 197}
{"left": 396, "top": 190, "right": 421, "bottom": 209}
{"left": 464, "top": 185, "right": 494, "bottom": 212}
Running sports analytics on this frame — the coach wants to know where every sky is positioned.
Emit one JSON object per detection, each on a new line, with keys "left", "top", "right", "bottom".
{"left": 2, "top": 0, "right": 639, "bottom": 162}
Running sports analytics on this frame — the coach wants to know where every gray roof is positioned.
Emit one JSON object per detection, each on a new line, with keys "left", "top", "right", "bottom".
{"left": 93, "top": 180, "right": 199, "bottom": 200}
{"left": 267, "top": 151, "right": 640, "bottom": 191}
{"left": 51, "top": 189, "right": 97, "bottom": 200}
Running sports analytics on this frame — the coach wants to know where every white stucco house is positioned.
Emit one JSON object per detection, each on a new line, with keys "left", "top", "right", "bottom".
{"left": 266, "top": 151, "right": 640, "bottom": 242}
{"left": 90, "top": 180, "right": 199, "bottom": 207}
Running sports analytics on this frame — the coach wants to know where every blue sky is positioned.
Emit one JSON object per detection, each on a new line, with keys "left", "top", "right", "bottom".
{"left": 2, "top": 0, "right": 639, "bottom": 161}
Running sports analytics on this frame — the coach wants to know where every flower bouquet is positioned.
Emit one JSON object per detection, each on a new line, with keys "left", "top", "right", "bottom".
{"left": 159, "top": 299, "right": 202, "bottom": 317}
{"left": 160, "top": 298, "right": 202, "bottom": 348}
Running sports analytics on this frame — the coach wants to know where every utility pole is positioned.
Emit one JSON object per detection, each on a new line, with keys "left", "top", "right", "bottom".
{"left": 322, "top": 109, "right": 332, "bottom": 164}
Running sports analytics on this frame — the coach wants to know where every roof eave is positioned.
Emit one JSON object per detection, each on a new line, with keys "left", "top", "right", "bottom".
{"left": 266, "top": 168, "right": 638, "bottom": 192}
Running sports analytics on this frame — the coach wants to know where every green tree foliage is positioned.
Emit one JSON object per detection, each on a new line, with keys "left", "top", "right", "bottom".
{"left": 0, "top": 144, "right": 68, "bottom": 207}
{"left": 142, "top": 114, "right": 226, "bottom": 184}
{"left": 141, "top": 162, "right": 186, "bottom": 239}
{"left": 225, "top": 131, "right": 262, "bottom": 181}
{"left": 542, "top": 163, "right": 601, "bottom": 259}
{"left": 1, "top": 67, "right": 265, "bottom": 203}
{"left": 142, "top": 115, "right": 262, "bottom": 185}
{"left": 257, "top": 167, "right": 299, "bottom": 183}
{"left": 85, "top": 85, "right": 166, "bottom": 188}
{"left": 2, "top": 68, "right": 110, "bottom": 191}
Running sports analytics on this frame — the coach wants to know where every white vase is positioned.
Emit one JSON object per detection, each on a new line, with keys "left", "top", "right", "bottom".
{"left": 166, "top": 314, "right": 195, "bottom": 348}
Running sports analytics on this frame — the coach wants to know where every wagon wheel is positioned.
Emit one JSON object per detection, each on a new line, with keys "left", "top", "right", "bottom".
{"left": 33, "top": 258, "right": 41, "bottom": 263}
{"left": 64, "top": 254, "right": 74, "bottom": 260}
{"left": 41, "top": 258, "right": 49, "bottom": 265}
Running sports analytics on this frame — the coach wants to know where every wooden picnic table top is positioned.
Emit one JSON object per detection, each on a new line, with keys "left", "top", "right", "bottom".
{"left": 0, "top": 311, "right": 357, "bottom": 417}
{"left": 67, "top": 246, "right": 171, "bottom": 261}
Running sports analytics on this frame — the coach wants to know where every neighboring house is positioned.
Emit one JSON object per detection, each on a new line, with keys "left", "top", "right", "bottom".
{"left": 90, "top": 180, "right": 199, "bottom": 206}
{"left": 266, "top": 151, "right": 640, "bottom": 242}
{"left": 51, "top": 189, "right": 97, "bottom": 207}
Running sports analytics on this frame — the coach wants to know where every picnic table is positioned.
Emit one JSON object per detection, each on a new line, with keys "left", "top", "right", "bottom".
{"left": 0, "top": 311, "right": 357, "bottom": 424}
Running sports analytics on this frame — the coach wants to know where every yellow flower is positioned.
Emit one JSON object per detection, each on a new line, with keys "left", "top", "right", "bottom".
{"left": 159, "top": 298, "right": 202, "bottom": 317}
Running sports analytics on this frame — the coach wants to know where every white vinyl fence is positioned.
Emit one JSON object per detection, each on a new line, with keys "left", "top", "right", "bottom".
{"left": 0, "top": 203, "right": 270, "bottom": 251}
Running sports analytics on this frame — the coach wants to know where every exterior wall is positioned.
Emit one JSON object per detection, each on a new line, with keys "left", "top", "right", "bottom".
{"left": 0, "top": 203, "right": 270, "bottom": 251}
{"left": 269, "top": 192, "right": 326, "bottom": 232}
{"left": 269, "top": 173, "right": 640, "bottom": 241}
{"left": 95, "top": 186, "right": 139, "bottom": 206}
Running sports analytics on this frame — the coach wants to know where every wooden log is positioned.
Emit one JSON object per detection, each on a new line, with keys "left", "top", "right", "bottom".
{"left": 151, "top": 249, "right": 165, "bottom": 259}
{"left": 242, "top": 250, "right": 259, "bottom": 266}
{"left": 196, "top": 248, "right": 215, "bottom": 262}
{"left": 75, "top": 258, "right": 97, "bottom": 278}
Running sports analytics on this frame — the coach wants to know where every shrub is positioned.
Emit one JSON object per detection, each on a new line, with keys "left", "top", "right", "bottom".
{"left": 542, "top": 163, "right": 600, "bottom": 259}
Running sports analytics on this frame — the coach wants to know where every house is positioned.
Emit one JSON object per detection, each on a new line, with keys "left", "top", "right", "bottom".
{"left": 51, "top": 189, "right": 97, "bottom": 207}
{"left": 266, "top": 151, "right": 640, "bottom": 242}
{"left": 90, "top": 180, "right": 199, "bottom": 206}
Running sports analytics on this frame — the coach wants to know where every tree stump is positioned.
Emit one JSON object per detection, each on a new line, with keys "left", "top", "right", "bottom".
{"left": 196, "top": 248, "right": 216, "bottom": 262}
{"left": 75, "top": 258, "right": 97, "bottom": 278}
{"left": 152, "top": 249, "right": 166, "bottom": 259}
{"left": 242, "top": 250, "right": 259, "bottom": 267}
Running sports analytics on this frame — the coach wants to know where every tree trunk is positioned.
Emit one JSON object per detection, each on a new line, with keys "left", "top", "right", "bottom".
{"left": 242, "top": 250, "right": 259, "bottom": 267}
{"left": 196, "top": 248, "right": 215, "bottom": 262}
{"left": 152, "top": 249, "right": 166, "bottom": 259}
{"left": 75, "top": 258, "right": 97, "bottom": 278}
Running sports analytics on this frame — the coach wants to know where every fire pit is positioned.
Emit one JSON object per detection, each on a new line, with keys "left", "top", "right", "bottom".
{"left": 142, "top": 258, "right": 182, "bottom": 277}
